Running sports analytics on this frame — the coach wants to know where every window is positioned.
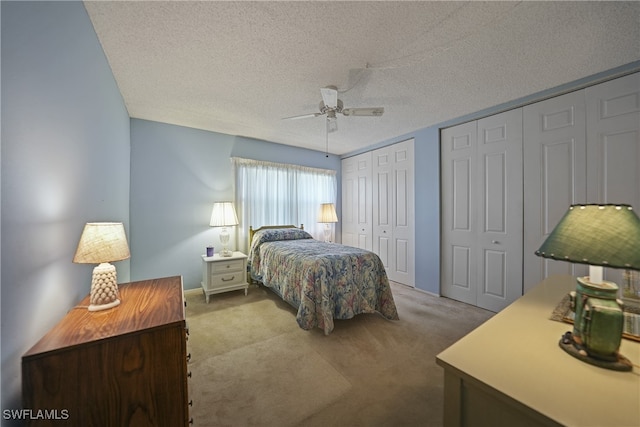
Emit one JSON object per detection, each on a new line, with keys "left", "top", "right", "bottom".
{"left": 232, "top": 157, "right": 337, "bottom": 252}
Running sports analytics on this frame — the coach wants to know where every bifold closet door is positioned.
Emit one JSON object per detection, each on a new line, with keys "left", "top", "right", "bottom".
{"left": 585, "top": 73, "right": 640, "bottom": 210}
{"left": 441, "top": 110, "right": 523, "bottom": 312}
{"left": 523, "top": 72, "right": 639, "bottom": 292}
{"left": 523, "top": 90, "right": 588, "bottom": 292}
{"left": 341, "top": 152, "right": 373, "bottom": 251}
{"left": 372, "top": 139, "right": 415, "bottom": 287}
{"left": 441, "top": 121, "right": 478, "bottom": 306}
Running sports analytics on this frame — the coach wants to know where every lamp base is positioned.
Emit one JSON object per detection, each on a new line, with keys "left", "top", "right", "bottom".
{"left": 88, "top": 262, "right": 121, "bottom": 312}
{"left": 559, "top": 332, "right": 632, "bottom": 371}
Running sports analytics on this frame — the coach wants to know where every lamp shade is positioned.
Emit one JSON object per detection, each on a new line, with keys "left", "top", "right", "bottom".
{"left": 73, "top": 222, "right": 130, "bottom": 264}
{"left": 210, "top": 202, "right": 239, "bottom": 227}
{"left": 535, "top": 204, "right": 640, "bottom": 271}
{"left": 318, "top": 203, "right": 338, "bottom": 223}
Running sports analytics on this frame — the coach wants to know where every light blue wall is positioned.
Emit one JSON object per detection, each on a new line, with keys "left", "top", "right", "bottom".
{"left": 1, "top": 1, "right": 130, "bottom": 415}
{"left": 130, "top": 119, "right": 341, "bottom": 289}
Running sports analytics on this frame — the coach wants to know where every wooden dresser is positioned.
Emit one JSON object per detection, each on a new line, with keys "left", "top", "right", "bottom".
{"left": 22, "top": 276, "right": 191, "bottom": 426}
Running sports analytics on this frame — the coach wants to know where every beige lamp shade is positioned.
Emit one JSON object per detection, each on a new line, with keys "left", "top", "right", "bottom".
{"left": 318, "top": 203, "right": 338, "bottom": 223}
{"left": 73, "top": 222, "right": 130, "bottom": 312}
{"left": 209, "top": 202, "right": 239, "bottom": 227}
{"left": 210, "top": 202, "right": 239, "bottom": 256}
{"left": 73, "top": 222, "right": 130, "bottom": 264}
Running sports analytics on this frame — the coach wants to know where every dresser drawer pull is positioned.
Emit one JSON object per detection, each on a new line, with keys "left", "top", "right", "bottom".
{"left": 221, "top": 276, "right": 235, "bottom": 282}
{"left": 189, "top": 400, "right": 193, "bottom": 407}
{"left": 189, "top": 417, "right": 194, "bottom": 424}
{"left": 187, "top": 353, "right": 191, "bottom": 362}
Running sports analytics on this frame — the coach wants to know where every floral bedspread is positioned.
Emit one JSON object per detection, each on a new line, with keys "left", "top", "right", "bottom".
{"left": 249, "top": 228, "right": 399, "bottom": 334}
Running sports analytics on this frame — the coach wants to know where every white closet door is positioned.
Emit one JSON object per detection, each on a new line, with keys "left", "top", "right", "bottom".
{"left": 585, "top": 72, "right": 640, "bottom": 208}
{"left": 391, "top": 139, "right": 415, "bottom": 287}
{"left": 523, "top": 90, "right": 588, "bottom": 292}
{"left": 441, "top": 111, "right": 523, "bottom": 311}
{"left": 441, "top": 121, "right": 478, "bottom": 305}
{"left": 476, "top": 110, "right": 524, "bottom": 311}
{"left": 585, "top": 72, "right": 640, "bottom": 283}
{"left": 341, "top": 152, "right": 372, "bottom": 250}
{"left": 373, "top": 146, "right": 393, "bottom": 270}
{"left": 373, "top": 139, "right": 415, "bottom": 286}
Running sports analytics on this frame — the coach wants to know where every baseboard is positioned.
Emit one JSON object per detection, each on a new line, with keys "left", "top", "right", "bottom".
{"left": 184, "top": 288, "right": 202, "bottom": 297}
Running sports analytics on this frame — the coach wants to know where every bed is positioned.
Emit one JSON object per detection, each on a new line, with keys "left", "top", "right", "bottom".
{"left": 248, "top": 225, "right": 399, "bottom": 334}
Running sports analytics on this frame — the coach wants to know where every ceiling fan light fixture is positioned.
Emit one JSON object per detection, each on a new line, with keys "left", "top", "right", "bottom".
{"left": 327, "top": 116, "right": 338, "bottom": 133}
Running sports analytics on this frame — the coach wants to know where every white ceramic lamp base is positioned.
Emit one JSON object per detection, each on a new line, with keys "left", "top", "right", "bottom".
{"left": 88, "top": 262, "right": 121, "bottom": 311}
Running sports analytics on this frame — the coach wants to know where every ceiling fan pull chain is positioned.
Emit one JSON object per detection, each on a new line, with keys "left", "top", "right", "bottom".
{"left": 325, "top": 117, "right": 329, "bottom": 158}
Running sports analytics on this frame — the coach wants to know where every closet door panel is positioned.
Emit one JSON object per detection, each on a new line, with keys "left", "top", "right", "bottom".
{"left": 441, "top": 122, "right": 478, "bottom": 305}
{"left": 390, "top": 140, "right": 415, "bottom": 286}
{"left": 373, "top": 140, "right": 415, "bottom": 286}
{"left": 341, "top": 166, "right": 357, "bottom": 248}
{"left": 476, "top": 109, "right": 523, "bottom": 312}
{"left": 342, "top": 152, "right": 373, "bottom": 250}
{"left": 586, "top": 72, "right": 639, "bottom": 208}
{"left": 523, "top": 91, "right": 588, "bottom": 292}
{"left": 373, "top": 148, "right": 392, "bottom": 268}
{"left": 586, "top": 72, "right": 639, "bottom": 283}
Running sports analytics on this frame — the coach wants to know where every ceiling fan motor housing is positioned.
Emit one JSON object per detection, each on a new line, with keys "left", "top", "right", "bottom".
{"left": 319, "top": 99, "right": 343, "bottom": 115}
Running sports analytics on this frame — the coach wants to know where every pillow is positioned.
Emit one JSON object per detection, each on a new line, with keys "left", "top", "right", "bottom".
{"left": 253, "top": 228, "right": 312, "bottom": 244}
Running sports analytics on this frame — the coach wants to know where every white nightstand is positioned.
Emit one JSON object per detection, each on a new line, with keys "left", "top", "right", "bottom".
{"left": 201, "top": 251, "right": 249, "bottom": 303}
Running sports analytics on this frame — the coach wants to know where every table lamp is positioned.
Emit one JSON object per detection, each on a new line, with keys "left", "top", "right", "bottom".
{"left": 318, "top": 203, "right": 338, "bottom": 242}
{"left": 73, "top": 222, "right": 130, "bottom": 311}
{"left": 535, "top": 204, "right": 640, "bottom": 371}
{"left": 210, "top": 202, "right": 239, "bottom": 257}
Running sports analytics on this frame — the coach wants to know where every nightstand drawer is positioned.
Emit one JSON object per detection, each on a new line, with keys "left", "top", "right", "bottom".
{"left": 210, "top": 259, "right": 244, "bottom": 273}
{"left": 208, "top": 272, "right": 244, "bottom": 289}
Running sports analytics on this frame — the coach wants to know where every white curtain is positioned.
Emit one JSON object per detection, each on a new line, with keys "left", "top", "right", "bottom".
{"left": 232, "top": 157, "right": 337, "bottom": 252}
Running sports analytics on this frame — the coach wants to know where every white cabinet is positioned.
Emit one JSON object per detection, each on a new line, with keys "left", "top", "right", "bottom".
{"left": 201, "top": 252, "right": 248, "bottom": 303}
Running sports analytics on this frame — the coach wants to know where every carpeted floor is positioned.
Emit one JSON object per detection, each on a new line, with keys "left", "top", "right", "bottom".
{"left": 185, "top": 281, "right": 493, "bottom": 427}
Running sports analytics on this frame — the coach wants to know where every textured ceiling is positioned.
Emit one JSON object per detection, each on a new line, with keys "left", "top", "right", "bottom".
{"left": 84, "top": 1, "right": 640, "bottom": 155}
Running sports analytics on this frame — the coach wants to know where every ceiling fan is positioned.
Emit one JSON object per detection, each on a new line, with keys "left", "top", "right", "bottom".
{"left": 283, "top": 85, "right": 384, "bottom": 133}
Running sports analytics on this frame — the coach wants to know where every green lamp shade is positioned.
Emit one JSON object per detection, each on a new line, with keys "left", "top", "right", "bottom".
{"left": 535, "top": 204, "right": 640, "bottom": 271}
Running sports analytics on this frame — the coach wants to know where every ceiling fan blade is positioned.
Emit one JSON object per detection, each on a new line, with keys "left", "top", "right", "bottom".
{"left": 282, "top": 112, "right": 323, "bottom": 120}
{"left": 342, "top": 107, "right": 384, "bottom": 117}
{"left": 320, "top": 86, "right": 338, "bottom": 110}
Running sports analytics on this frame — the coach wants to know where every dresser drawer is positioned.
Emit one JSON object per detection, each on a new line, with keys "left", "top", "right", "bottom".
{"left": 210, "top": 259, "right": 244, "bottom": 273}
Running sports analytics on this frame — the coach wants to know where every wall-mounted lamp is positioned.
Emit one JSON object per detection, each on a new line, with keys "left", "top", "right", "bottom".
{"left": 73, "top": 222, "right": 130, "bottom": 311}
